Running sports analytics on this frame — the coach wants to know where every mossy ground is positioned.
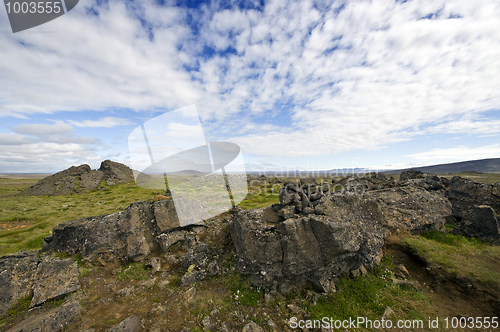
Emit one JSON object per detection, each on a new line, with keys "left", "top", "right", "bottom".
{"left": 0, "top": 177, "right": 166, "bottom": 256}
{"left": 404, "top": 231, "right": 500, "bottom": 286}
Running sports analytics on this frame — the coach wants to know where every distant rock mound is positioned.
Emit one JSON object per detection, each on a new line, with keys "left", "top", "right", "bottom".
{"left": 21, "top": 160, "right": 134, "bottom": 196}
{"left": 399, "top": 169, "right": 424, "bottom": 181}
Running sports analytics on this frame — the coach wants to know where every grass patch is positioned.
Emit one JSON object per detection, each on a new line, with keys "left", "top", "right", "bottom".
{"left": 437, "top": 172, "right": 500, "bottom": 185}
{"left": 107, "top": 318, "right": 118, "bottom": 325}
{"left": 0, "top": 179, "right": 165, "bottom": 256}
{"left": 306, "top": 273, "right": 430, "bottom": 323}
{"left": 238, "top": 184, "right": 280, "bottom": 210}
{"left": 420, "top": 230, "right": 481, "bottom": 246}
{"left": 224, "top": 271, "right": 262, "bottom": 307}
{"left": 116, "top": 263, "right": 150, "bottom": 281}
{"left": 404, "top": 232, "right": 500, "bottom": 285}
{"left": 0, "top": 294, "right": 32, "bottom": 326}
{"left": 79, "top": 266, "right": 91, "bottom": 277}
{"left": 53, "top": 252, "right": 72, "bottom": 259}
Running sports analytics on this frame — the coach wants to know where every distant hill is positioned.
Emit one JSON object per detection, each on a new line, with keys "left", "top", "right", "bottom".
{"left": 166, "top": 170, "right": 207, "bottom": 176}
{"left": 386, "top": 158, "right": 500, "bottom": 175}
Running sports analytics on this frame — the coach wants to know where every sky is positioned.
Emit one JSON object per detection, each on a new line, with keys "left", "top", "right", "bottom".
{"left": 0, "top": 0, "right": 499, "bottom": 173}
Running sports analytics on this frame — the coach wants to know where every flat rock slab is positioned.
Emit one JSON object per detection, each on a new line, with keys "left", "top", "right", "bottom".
{"left": 242, "top": 322, "right": 264, "bottom": 332}
{"left": 30, "top": 257, "right": 80, "bottom": 308}
{"left": 107, "top": 315, "right": 139, "bottom": 332}
{"left": 7, "top": 300, "right": 82, "bottom": 332}
{"left": 0, "top": 252, "right": 39, "bottom": 316}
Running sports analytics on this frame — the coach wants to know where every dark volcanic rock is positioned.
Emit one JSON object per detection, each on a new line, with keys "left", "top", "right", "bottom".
{"left": 6, "top": 300, "right": 82, "bottom": 332}
{"left": 21, "top": 160, "right": 135, "bottom": 196}
{"left": 368, "top": 186, "right": 452, "bottom": 234}
{"left": 0, "top": 252, "right": 39, "bottom": 316}
{"left": 41, "top": 198, "right": 209, "bottom": 264}
{"left": 21, "top": 164, "right": 91, "bottom": 196}
{"left": 99, "top": 160, "right": 134, "bottom": 186}
{"left": 400, "top": 169, "right": 424, "bottom": 181}
{"left": 80, "top": 170, "right": 105, "bottom": 190}
{"left": 230, "top": 186, "right": 452, "bottom": 293}
{"left": 229, "top": 194, "right": 385, "bottom": 292}
{"left": 452, "top": 205, "right": 500, "bottom": 242}
{"left": 447, "top": 176, "right": 500, "bottom": 218}
{"left": 42, "top": 201, "right": 160, "bottom": 264}
{"left": 30, "top": 257, "right": 81, "bottom": 307}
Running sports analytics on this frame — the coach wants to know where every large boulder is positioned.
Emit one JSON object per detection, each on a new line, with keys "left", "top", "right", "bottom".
{"left": 99, "top": 160, "right": 134, "bottom": 186}
{"left": 229, "top": 186, "right": 453, "bottom": 293}
{"left": 229, "top": 195, "right": 385, "bottom": 293}
{"left": 400, "top": 169, "right": 424, "bottom": 181}
{"left": 41, "top": 199, "right": 207, "bottom": 264}
{"left": 368, "top": 186, "right": 452, "bottom": 234}
{"left": 0, "top": 252, "right": 39, "bottom": 316}
{"left": 447, "top": 176, "right": 500, "bottom": 218}
{"left": 30, "top": 257, "right": 81, "bottom": 308}
{"left": 452, "top": 205, "right": 500, "bottom": 242}
{"left": 42, "top": 201, "right": 160, "bottom": 264}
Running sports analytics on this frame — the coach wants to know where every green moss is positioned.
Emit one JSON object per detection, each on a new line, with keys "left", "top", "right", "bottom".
{"left": 116, "top": 263, "right": 150, "bottom": 281}
{"left": 306, "top": 273, "right": 430, "bottom": 323}
{"left": 53, "top": 252, "right": 72, "bottom": 259}
{"left": 224, "top": 271, "right": 262, "bottom": 307}
{"left": 0, "top": 294, "right": 33, "bottom": 326}
{"left": 420, "top": 230, "right": 481, "bottom": 246}
{"left": 404, "top": 232, "right": 500, "bottom": 285}
{"left": 0, "top": 180, "right": 167, "bottom": 256}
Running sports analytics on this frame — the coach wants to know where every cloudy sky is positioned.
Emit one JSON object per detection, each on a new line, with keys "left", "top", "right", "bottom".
{"left": 0, "top": 0, "right": 499, "bottom": 173}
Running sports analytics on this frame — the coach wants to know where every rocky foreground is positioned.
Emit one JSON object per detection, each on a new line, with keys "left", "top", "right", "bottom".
{"left": 1, "top": 170, "right": 499, "bottom": 331}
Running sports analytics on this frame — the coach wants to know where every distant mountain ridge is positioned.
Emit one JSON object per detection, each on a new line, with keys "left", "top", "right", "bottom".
{"left": 387, "top": 158, "right": 500, "bottom": 175}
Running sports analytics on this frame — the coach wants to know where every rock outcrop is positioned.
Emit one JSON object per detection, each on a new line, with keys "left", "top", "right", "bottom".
{"left": 399, "top": 169, "right": 425, "bottom": 181}
{"left": 21, "top": 160, "right": 135, "bottom": 196}
{"left": 247, "top": 174, "right": 282, "bottom": 187}
{"left": 6, "top": 300, "right": 82, "bottom": 332}
{"left": 0, "top": 252, "right": 39, "bottom": 316}
{"left": 446, "top": 176, "right": 500, "bottom": 218}
{"left": 452, "top": 205, "right": 500, "bottom": 242}
{"left": 230, "top": 194, "right": 386, "bottom": 293}
{"left": 41, "top": 198, "right": 212, "bottom": 265}
{"left": 42, "top": 201, "right": 162, "bottom": 264}
{"left": 30, "top": 257, "right": 81, "bottom": 307}
{"left": 229, "top": 183, "right": 453, "bottom": 293}
{"left": 369, "top": 186, "right": 452, "bottom": 234}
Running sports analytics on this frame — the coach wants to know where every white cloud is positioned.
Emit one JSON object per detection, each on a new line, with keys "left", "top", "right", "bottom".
{"left": 0, "top": 140, "right": 103, "bottom": 172}
{"left": 0, "top": 133, "right": 36, "bottom": 145}
{"left": 68, "top": 117, "right": 134, "bottom": 128}
{"left": 11, "top": 122, "right": 101, "bottom": 144}
{"left": 1, "top": 0, "right": 500, "bottom": 170}
{"left": 13, "top": 123, "right": 73, "bottom": 136}
{"left": 407, "top": 144, "right": 500, "bottom": 162}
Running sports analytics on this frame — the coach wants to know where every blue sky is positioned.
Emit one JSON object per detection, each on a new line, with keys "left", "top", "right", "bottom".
{"left": 0, "top": 0, "right": 499, "bottom": 173}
